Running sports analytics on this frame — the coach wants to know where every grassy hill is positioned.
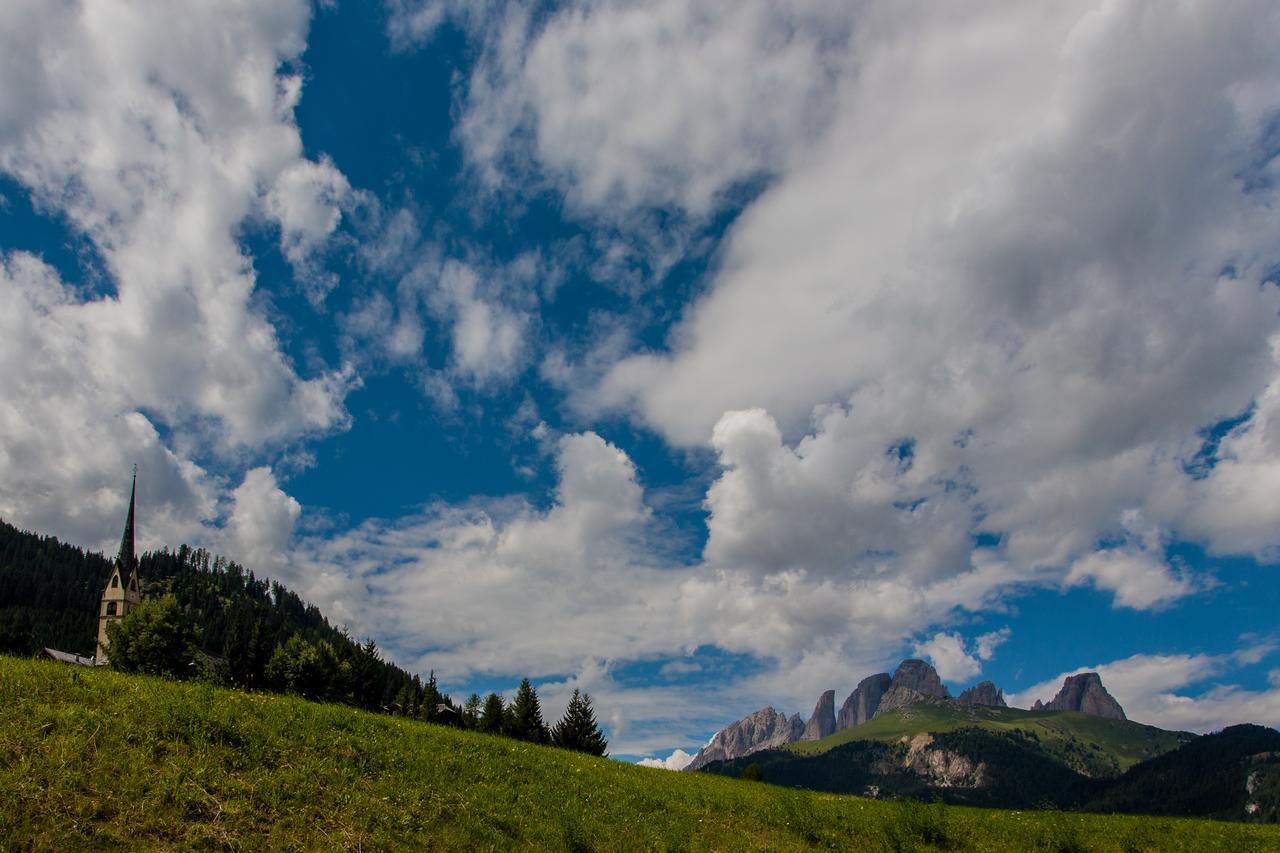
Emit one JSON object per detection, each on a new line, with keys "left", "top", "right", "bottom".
{"left": 4, "top": 658, "right": 1278, "bottom": 851}
{"left": 788, "top": 701, "right": 1192, "bottom": 777}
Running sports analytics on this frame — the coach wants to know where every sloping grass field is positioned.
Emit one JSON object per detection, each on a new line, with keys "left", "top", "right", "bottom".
{"left": 788, "top": 702, "right": 1189, "bottom": 774}
{"left": 2, "top": 657, "right": 1277, "bottom": 851}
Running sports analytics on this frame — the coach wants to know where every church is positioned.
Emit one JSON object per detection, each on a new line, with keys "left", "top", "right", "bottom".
{"left": 95, "top": 471, "right": 142, "bottom": 662}
{"left": 42, "top": 471, "right": 143, "bottom": 666}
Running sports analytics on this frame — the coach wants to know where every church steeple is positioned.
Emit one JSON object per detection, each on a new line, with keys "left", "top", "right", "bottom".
{"left": 116, "top": 467, "right": 137, "bottom": 573}
{"left": 97, "top": 469, "right": 143, "bottom": 663}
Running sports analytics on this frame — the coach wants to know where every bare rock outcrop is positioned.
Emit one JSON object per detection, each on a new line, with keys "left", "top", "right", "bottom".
{"left": 802, "top": 689, "right": 837, "bottom": 741}
{"left": 685, "top": 707, "right": 805, "bottom": 771}
{"left": 901, "top": 733, "right": 987, "bottom": 788}
{"left": 1031, "top": 672, "right": 1126, "bottom": 720}
{"left": 874, "top": 659, "right": 952, "bottom": 717}
{"left": 838, "top": 673, "right": 892, "bottom": 730}
{"left": 956, "top": 681, "right": 1007, "bottom": 708}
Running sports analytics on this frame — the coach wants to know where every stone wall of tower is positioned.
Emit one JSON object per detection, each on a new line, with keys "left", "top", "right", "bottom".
{"left": 95, "top": 566, "right": 141, "bottom": 663}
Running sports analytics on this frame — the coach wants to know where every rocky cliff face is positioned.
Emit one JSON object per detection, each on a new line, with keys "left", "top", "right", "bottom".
{"left": 956, "top": 681, "right": 1007, "bottom": 708}
{"left": 1031, "top": 672, "right": 1125, "bottom": 720}
{"left": 685, "top": 707, "right": 805, "bottom": 771}
{"left": 838, "top": 673, "right": 892, "bottom": 729}
{"left": 874, "top": 659, "right": 951, "bottom": 717}
{"left": 803, "top": 689, "right": 837, "bottom": 740}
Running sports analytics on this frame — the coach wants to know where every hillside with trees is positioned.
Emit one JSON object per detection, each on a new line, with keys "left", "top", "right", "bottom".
{"left": 0, "top": 518, "right": 606, "bottom": 755}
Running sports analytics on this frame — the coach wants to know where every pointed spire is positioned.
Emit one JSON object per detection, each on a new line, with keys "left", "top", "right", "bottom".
{"left": 116, "top": 468, "right": 136, "bottom": 572}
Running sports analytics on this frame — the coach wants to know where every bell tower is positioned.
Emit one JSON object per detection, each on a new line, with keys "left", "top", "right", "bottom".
{"left": 96, "top": 469, "right": 142, "bottom": 663}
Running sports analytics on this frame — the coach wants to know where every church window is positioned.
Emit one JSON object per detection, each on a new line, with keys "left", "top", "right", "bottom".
{"left": 106, "top": 602, "right": 117, "bottom": 616}
{"left": 111, "top": 575, "right": 118, "bottom": 588}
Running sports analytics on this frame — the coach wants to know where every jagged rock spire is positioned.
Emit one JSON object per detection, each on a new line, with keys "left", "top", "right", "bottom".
{"left": 116, "top": 467, "right": 137, "bottom": 572}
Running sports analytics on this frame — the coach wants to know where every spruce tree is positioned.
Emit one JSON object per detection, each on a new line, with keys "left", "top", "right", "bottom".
{"left": 463, "top": 693, "right": 482, "bottom": 729}
{"left": 507, "top": 678, "right": 549, "bottom": 743}
{"left": 479, "top": 692, "right": 505, "bottom": 734}
{"left": 422, "top": 670, "right": 443, "bottom": 722}
{"left": 551, "top": 689, "right": 608, "bottom": 756}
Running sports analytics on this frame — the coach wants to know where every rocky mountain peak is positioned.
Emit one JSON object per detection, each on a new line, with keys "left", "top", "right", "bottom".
{"left": 837, "top": 673, "right": 892, "bottom": 730}
{"left": 956, "top": 681, "right": 1007, "bottom": 707}
{"left": 1032, "top": 672, "right": 1126, "bottom": 720}
{"left": 803, "top": 689, "right": 837, "bottom": 740}
{"left": 684, "top": 706, "right": 805, "bottom": 771}
{"left": 874, "top": 659, "right": 952, "bottom": 718}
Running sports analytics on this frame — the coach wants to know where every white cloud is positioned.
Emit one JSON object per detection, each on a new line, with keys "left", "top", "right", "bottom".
{"left": 264, "top": 155, "right": 353, "bottom": 302}
{"left": 434, "top": 260, "right": 528, "bottom": 382}
{"left": 974, "top": 628, "right": 1011, "bottom": 662}
{"left": 1064, "top": 548, "right": 1194, "bottom": 611}
{"left": 449, "top": 0, "right": 849, "bottom": 218}
{"left": 914, "top": 633, "right": 981, "bottom": 683}
{"left": 283, "top": 432, "right": 686, "bottom": 678}
{"left": 578, "top": 0, "right": 1280, "bottom": 622}
{"left": 226, "top": 467, "right": 301, "bottom": 575}
{"left": 0, "top": 0, "right": 355, "bottom": 547}
{"left": 1008, "top": 643, "right": 1280, "bottom": 732}
{"left": 637, "top": 749, "right": 694, "bottom": 771}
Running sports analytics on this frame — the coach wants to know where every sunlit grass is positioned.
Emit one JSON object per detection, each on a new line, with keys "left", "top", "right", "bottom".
{"left": 2, "top": 656, "right": 1275, "bottom": 851}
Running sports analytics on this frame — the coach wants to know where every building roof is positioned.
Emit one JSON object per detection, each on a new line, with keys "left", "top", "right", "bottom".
{"left": 43, "top": 647, "right": 97, "bottom": 666}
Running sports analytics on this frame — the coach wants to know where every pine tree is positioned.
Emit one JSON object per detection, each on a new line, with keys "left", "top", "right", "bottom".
{"left": 351, "top": 637, "right": 383, "bottom": 710}
{"left": 463, "top": 693, "right": 482, "bottom": 729}
{"left": 422, "top": 670, "right": 443, "bottom": 722}
{"left": 551, "top": 689, "right": 608, "bottom": 756}
{"left": 479, "top": 692, "right": 505, "bottom": 734}
{"left": 506, "top": 678, "right": 548, "bottom": 743}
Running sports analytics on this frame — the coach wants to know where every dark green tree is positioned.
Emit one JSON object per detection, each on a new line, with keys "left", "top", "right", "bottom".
{"left": 105, "top": 594, "right": 202, "bottom": 679}
{"left": 351, "top": 637, "right": 384, "bottom": 710}
{"left": 463, "top": 692, "right": 482, "bottom": 729}
{"left": 551, "top": 689, "right": 608, "bottom": 756}
{"left": 479, "top": 692, "right": 505, "bottom": 734}
{"left": 421, "top": 670, "right": 444, "bottom": 721}
{"left": 505, "top": 678, "right": 549, "bottom": 743}
{"left": 264, "top": 635, "right": 351, "bottom": 701}
{"left": 742, "top": 762, "right": 764, "bottom": 782}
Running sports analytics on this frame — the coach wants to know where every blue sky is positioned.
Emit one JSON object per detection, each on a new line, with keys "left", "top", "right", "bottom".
{"left": 3, "top": 1, "right": 1280, "bottom": 765}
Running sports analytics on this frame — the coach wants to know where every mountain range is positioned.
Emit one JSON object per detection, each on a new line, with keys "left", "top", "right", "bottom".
{"left": 686, "top": 658, "right": 1123, "bottom": 771}
{"left": 687, "top": 658, "right": 1280, "bottom": 821}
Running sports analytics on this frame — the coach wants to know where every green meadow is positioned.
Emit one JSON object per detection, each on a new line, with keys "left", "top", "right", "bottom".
{"left": 2, "top": 656, "right": 1276, "bottom": 851}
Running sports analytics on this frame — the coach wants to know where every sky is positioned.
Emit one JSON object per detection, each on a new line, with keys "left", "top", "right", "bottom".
{"left": 3, "top": 0, "right": 1280, "bottom": 767}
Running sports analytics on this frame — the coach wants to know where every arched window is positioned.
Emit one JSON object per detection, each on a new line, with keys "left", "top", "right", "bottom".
{"left": 106, "top": 601, "right": 117, "bottom": 616}
{"left": 111, "top": 575, "right": 119, "bottom": 588}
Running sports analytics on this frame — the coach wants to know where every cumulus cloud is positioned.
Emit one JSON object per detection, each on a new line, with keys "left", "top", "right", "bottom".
{"left": 1008, "top": 643, "right": 1280, "bottom": 733}
{"left": 443, "top": 0, "right": 849, "bottom": 217}
{"left": 974, "top": 628, "right": 1012, "bottom": 662}
{"left": 581, "top": 0, "right": 1280, "bottom": 628}
{"left": 282, "top": 432, "right": 683, "bottom": 678}
{"left": 1064, "top": 548, "right": 1194, "bottom": 611}
{"left": 0, "top": 0, "right": 354, "bottom": 546}
{"left": 912, "top": 627, "right": 1011, "bottom": 686}
{"left": 264, "top": 155, "right": 353, "bottom": 302}
{"left": 226, "top": 467, "right": 302, "bottom": 575}
{"left": 637, "top": 749, "right": 694, "bottom": 771}
{"left": 914, "top": 633, "right": 981, "bottom": 683}
{"left": 433, "top": 260, "right": 528, "bottom": 382}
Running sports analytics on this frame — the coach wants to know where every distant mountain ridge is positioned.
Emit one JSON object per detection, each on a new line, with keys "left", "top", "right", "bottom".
{"left": 701, "top": 720, "right": 1280, "bottom": 822}
{"left": 685, "top": 658, "right": 1126, "bottom": 770}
